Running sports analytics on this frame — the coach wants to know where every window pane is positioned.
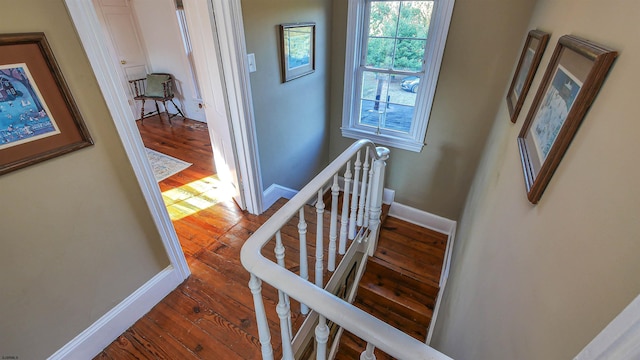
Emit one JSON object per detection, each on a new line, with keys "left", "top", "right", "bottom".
{"left": 397, "top": 1, "right": 433, "bottom": 39}
{"left": 393, "top": 39, "right": 426, "bottom": 71}
{"left": 366, "top": 38, "right": 395, "bottom": 69}
{"left": 359, "top": 72, "right": 416, "bottom": 134}
{"left": 368, "top": 2, "right": 400, "bottom": 37}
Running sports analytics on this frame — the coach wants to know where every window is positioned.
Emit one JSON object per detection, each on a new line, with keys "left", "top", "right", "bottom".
{"left": 341, "top": 0, "right": 454, "bottom": 152}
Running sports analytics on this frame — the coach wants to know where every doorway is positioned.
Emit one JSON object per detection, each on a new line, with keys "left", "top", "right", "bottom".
{"left": 65, "top": 0, "right": 264, "bottom": 278}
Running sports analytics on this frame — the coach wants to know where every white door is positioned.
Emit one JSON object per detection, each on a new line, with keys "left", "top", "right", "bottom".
{"left": 183, "top": 0, "right": 245, "bottom": 209}
{"left": 93, "top": 0, "right": 149, "bottom": 118}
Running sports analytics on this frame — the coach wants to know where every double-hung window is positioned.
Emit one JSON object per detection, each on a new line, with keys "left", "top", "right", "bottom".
{"left": 341, "top": 0, "right": 454, "bottom": 152}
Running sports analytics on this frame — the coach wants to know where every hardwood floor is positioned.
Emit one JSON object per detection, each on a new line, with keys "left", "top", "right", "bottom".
{"left": 96, "top": 115, "right": 448, "bottom": 359}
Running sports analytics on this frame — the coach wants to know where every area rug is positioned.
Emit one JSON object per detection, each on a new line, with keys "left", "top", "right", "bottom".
{"left": 145, "top": 148, "right": 192, "bottom": 182}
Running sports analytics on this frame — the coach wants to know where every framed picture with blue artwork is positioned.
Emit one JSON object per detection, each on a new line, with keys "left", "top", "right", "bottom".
{"left": 517, "top": 35, "right": 617, "bottom": 204}
{"left": 0, "top": 33, "right": 93, "bottom": 175}
{"left": 506, "top": 29, "right": 550, "bottom": 123}
{"left": 280, "top": 23, "right": 315, "bottom": 82}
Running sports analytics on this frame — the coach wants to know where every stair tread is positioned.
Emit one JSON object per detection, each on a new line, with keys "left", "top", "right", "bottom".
{"left": 356, "top": 284, "right": 433, "bottom": 326}
{"left": 360, "top": 260, "right": 438, "bottom": 314}
{"left": 354, "top": 295, "right": 428, "bottom": 341}
{"left": 369, "top": 254, "right": 441, "bottom": 288}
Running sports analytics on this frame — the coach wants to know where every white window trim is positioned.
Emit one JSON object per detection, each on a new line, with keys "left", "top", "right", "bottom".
{"left": 341, "top": 0, "right": 455, "bottom": 152}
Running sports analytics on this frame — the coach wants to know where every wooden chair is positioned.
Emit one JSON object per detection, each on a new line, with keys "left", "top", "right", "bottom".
{"left": 129, "top": 73, "right": 184, "bottom": 125}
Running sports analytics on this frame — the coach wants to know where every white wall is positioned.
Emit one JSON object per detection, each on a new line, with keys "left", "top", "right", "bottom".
{"left": 133, "top": 0, "right": 205, "bottom": 121}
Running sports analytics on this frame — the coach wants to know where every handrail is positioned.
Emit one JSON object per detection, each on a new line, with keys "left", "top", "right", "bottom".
{"left": 241, "top": 139, "right": 452, "bottom": 360}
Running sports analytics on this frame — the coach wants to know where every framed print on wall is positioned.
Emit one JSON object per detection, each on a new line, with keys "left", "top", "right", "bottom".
{"left": 0, "top": 32, "right": 93, "bottom": 175}
{"left": 280, "top": 22, "right": 315, "bottom": 82}
{"left": 506, "top": 29, "right": 550, "bottom": 123}
{"left": 517, "top": 35, "right": 617, "bottom": 204}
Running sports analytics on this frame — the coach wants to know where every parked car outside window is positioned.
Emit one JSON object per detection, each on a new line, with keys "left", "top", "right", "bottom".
{"left": 401, "top": 76, "right": 420, "bottom": 93}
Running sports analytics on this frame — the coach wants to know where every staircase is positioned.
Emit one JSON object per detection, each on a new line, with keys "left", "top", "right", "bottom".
{"left": 336, "top": 216, "right": 447, "bottom": 359}
{"left": 241, "top": 140, "right": 452, "bottom": 360}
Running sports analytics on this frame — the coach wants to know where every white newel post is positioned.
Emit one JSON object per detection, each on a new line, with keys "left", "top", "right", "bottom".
{"left": 367, "top": 147, "right": 389, "bottom": 256}
{"left": 249, "top": 274, "right": 274, "bottom": 360}
{"left": 349, "top": 151, "right": 361, "bottom": 239}
{"left": 357, "top": 147, "right": 370, "bottom": 227}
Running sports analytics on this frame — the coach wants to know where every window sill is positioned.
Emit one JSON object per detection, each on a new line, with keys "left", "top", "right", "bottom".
{"left": 341, "top": 127, "right": 425, "bottom": 152}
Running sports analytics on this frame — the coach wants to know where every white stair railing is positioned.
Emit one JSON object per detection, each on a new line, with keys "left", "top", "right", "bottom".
{"left": 241, "top": 139, "right": 452, "bottom": 360}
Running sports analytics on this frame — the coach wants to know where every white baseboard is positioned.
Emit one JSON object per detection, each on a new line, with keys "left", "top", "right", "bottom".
{"left": 48, "top": 266, "right": 183, "bottom": 360}
{"left": 383, "top": 188, "right": 395, "bottom": 205}
{"left": 262, "top": 183, "right": 298, "bottom": 211}
{"left": 388, "top": 202, "right": 456, "bottom": 235}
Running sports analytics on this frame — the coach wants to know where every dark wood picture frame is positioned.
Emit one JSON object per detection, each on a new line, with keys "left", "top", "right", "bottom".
{"left": 0, "top": 32, "right": 93, "bottom": 176}
{"left": 279, "top": 22, "right": 315, "bottom": 82}
{"left": 506, "top": 29, "right": 550, "bottom": 123}
{"left": 517, "top": 35, "right": 617, "bottom": 204}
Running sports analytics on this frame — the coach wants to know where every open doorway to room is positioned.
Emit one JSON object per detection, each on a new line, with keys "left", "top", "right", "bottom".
{"left": 91, "top": 0, "right": 247, "bottom": 262}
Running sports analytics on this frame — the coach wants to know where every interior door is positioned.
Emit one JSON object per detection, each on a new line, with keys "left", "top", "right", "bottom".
{"left": 93, "top": 0, "right": 149, "bottom": 118}
{"left": 183, "top": 0, "right": 245, "bottom": 209}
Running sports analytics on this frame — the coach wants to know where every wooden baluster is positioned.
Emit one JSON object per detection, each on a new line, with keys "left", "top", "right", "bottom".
{"left": 364, "top": 164, "right": 374, "bottom": 229}
{"left": 315, "top": 190, "right": 325, "bottom": 287}
{"left": 274, "top": 231, "right": 292, "bottom": 339}
{"left": 367, "top": 147, "right": 390, "bottom": 256}
{"left": 360, "top": 343, "right": 377, "bottom": 360}
{"left": 349, "top": 151, "right": 361, "bottom": 239}
{"left": 328, "top": 175, "right": 339, "bottom": 271}
{"left": 315, "top": 315, "right": 330, "bottom": 360}
{"left": 277, "top": 290, "right": 294, "bottom": 360}
{"left": 298, "top": 208, "right": 309, "bottom": 314}
{"left": 249, "top": 274, "right": 274, "bottom": 360}
{"left": 357, "top": 147, "right": 370, "bottom": 227}
{"left": 339, "top": 161, "right": 352, "bottom": 254}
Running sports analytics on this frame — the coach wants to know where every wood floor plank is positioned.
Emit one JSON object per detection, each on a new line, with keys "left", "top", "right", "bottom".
{"left": 126, "top": 316, "right": 199, "bottom": 360}
{"left": 146, "top": 301, "right": 242, "bottom": 359}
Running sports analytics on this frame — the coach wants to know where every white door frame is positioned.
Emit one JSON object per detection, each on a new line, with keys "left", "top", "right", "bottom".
{"left": 64, "top": 0, "right": 264, "bottom": 276}
{"left": 205, "top": 0, "right": 263, "bottom": 214}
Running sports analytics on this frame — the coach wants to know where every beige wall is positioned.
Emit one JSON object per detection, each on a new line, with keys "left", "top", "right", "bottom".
{"left": 431, "top": 0, "right": 640, "bottom": 358}
{"left": 242, "top": 0, "right": 332, "bottom": 191}
{"left": 0, "top": 1, "right": 170, "bottom": 358}
{"left": 329, "top": 0, "right": 538, "bottom": 220}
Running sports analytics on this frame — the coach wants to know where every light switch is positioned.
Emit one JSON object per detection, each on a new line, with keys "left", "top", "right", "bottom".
{"left": 247, "top": 53, "right": 257, "bottom": 73}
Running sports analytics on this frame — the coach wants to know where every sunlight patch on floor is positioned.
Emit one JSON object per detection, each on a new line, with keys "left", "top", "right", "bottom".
{"left": 162, "top": 175, "right": 232, "bottom": 221}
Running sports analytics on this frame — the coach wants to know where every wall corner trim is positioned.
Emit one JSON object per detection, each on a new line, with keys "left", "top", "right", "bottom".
{"left": 263, "top": 183, "right": 299, "bottom": 210}
{"left": 388, "top": 202, "right": 456, "bottom": 235}
{"left": 48, "top": 266, "right": 183, "bottom": 360}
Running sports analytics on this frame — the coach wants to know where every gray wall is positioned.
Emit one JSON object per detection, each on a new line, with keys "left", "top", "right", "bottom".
{"left": 329, "top": 0, "right": 538, "bottom": 220}
{"left": 0, "top": 1, "right": 169, "bottom": 358}
{"left": 241, "top": 0, "right": 332, "bottom": 191}
{"left": 431, "top": 0, "right": 640, "bottom": 358}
